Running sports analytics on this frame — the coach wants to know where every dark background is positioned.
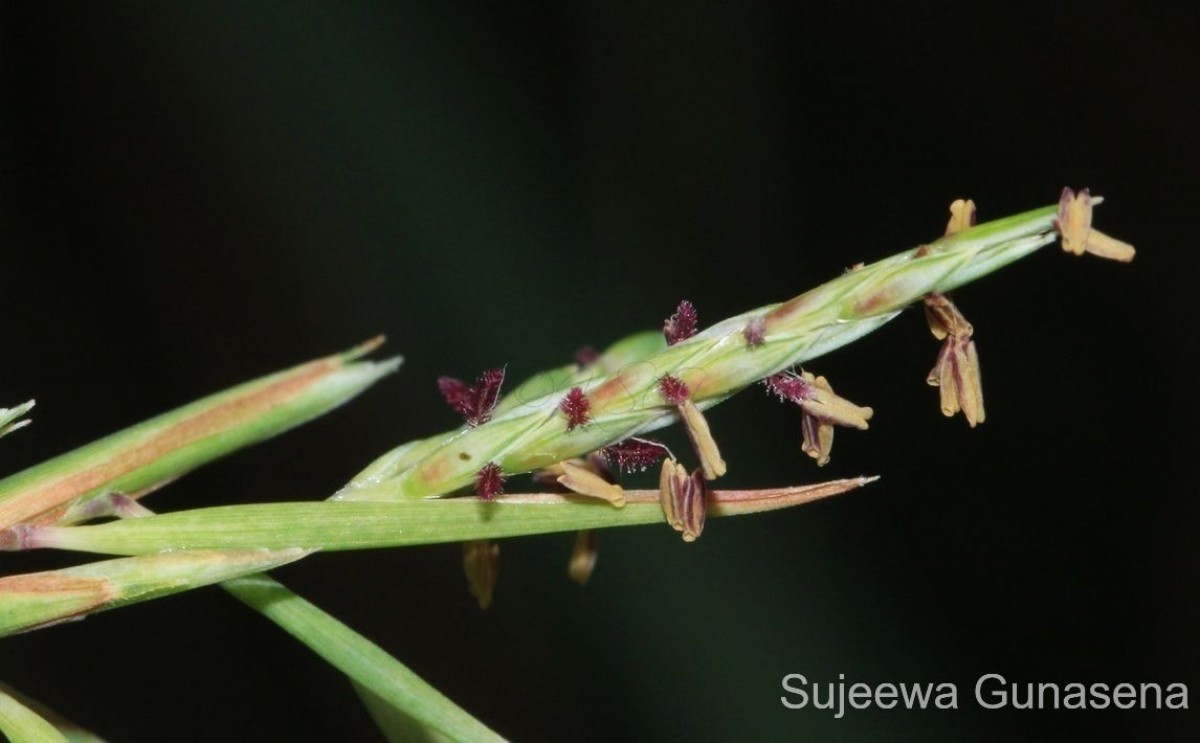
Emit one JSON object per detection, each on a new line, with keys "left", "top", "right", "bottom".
{"left": 2, "top": 2, "right": 1197, "bottom": 741}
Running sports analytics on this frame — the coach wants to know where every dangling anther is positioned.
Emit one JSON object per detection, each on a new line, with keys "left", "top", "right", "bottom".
{"left": 556, "top": 460, "right": 626, "bottom": 507}
{"left": 763, "top": 371, "right": 873, "bottom": 466}
{"left": 945, "top": 198, "right": 977, "bottom": 236}
{"left": 568, "top": 529, "right": 599, "bottom": 585}
{"left": 463, "top": 539, "right": 500, "bottom": 610}
{"left": 658, "top": 459, "right": 708, "bottom": 542}
{"left": 1055, "top": 188, "right": 1135, "bottom": 262}
{"left": 923, "top": 198, "right": 986, "bottom": 427}
{"left": 658, "top": 375, "right": 727, "bottom": 480}
{"left": 924, "top": 293, "right": 985, "bottom": 427}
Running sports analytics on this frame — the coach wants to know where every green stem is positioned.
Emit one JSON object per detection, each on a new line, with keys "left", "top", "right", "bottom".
{"left": 0, "top": 687, "right": 68, "bottom": 743}
{"left": 223, "top": 575, "right": 505, "bottom": 743}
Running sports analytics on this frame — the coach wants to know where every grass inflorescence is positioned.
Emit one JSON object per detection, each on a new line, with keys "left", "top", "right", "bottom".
{"left": 0, "top": 189, "right": 1133, "bottom": 741}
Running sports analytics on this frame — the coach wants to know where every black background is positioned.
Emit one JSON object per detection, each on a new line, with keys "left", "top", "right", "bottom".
{"left": 2, "top": 3, "right": 1197, "bottom": 741}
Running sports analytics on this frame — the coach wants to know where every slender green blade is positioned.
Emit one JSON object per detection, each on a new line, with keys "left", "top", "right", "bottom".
{"left": 0, "top": 342, "right": 399, "bottom": 530}
{"left": 20, "top": 479, "right": 873, "bottom": 556}
{"left": 353, "top": 681, "right": 455, "bottom": 743}
{"left": 0, "top": 684, "right": 104, "bottom": 743}
{"left": 224, "top": 575, "right": 504, "bottom": 743}
{"left": 0, "top": 548, "right": 308, "bottom": 636}
{"left": 0, "top": 687, "right": 70, "bottom": 743}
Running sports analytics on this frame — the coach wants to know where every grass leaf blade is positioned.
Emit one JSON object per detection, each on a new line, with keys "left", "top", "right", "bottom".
{"left": 224, "top": 575, "right": 504, "bottom": 743}
{"left": 0, "top": 548, "right": 308, "bottom": 636}
{"left": 0, "top": 686, "right": 70, "bottom": 743}
{"left": 18, "top": 479, "right": 874, "bottom": 556}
